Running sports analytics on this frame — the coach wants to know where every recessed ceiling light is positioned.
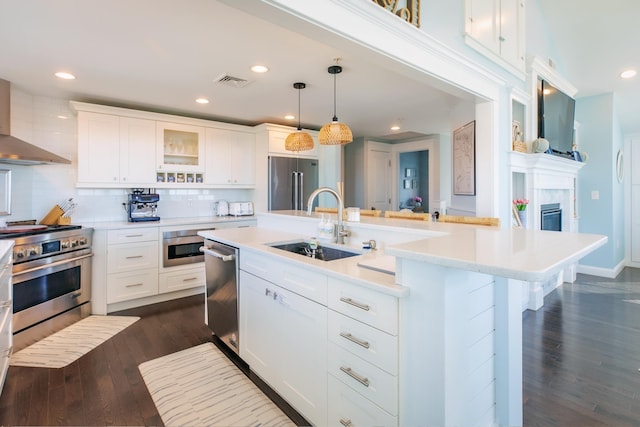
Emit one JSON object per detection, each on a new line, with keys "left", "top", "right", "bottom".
{"left": 54, "top": 71, "right": 76, "bottom": 80}
{"left": 390, "top": 125, "right": 401, "bottom": 131}
{"left": 195, "top": 97, "right": 209, "bottom": 104}
{"left": 284, "top": 114, "right": 295, "bottom": 120}
{"left": 251, "top": 65, "right": 269, "bottom": 73}
{"left": 620, "top": 69, "right": 637, "bottom": 79}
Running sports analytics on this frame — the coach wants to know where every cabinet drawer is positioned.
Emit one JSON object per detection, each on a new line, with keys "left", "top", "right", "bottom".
{"left": 328, "top": 310, "right": 397, "bottom": 375}
{"left": 108, "top": 228, "right": 158, "bottom": 244}
{"left": 328, "top": 278, "right": 398, "bottom": 335}
{"left": 107, "top": 241, "right": 158, "bottom": 273}
{"left": 159, "top": 267, "right": 205, "bottom": 294}
{"left": 241, "top": 251, "right": 327, "bottom": 305}
{"left": 328, "top": 375, "right": 397, "bottom": 427}
{"left": 107, "top": 269, "right": 158, "bottom": 303}
{"left": 328, "top": 342, "right": 397, "bottom": 415}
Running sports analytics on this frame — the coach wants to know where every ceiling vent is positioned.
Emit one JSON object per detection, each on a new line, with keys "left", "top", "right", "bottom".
{"left": 214, "top": 74, "right": 251, "bottom": 88}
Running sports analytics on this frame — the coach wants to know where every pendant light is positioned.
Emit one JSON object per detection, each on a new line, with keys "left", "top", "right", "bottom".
{"left": 319, "top": 59, "right": 353, "bottom": 145}
{"left": 285, "top": 82, "right": 314, "bottom": 152}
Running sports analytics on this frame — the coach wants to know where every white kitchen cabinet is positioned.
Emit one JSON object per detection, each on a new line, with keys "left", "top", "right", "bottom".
{"left": 156, "top": 121, "right": 205, "bottom": 173}
{"left": 204, "top": 127, "right": 256, "bottom": 186}
{"left": 77, "top": 111, "right": 156, "bottom": 186}
{"left": 0, "top": 245, "right": 13, "bottom": 395}
{"left": 239, "top": 252, "right": 328, "bottom": 426}
{"left": 327, "top": 277, "right": 399, "bottom": 425}
{"left": 106, "top": 228, "right": 159, "bottom": 304}
{"left": 158, "top": 266, "right": 205, "bottom": 294}
{"left": 464, "top": 0, "right": 525, "bottom": 74}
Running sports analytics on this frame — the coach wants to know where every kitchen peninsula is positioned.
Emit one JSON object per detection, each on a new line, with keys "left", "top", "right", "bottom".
{"left": 200, "top": 211, "right": 606, "bottom": 427}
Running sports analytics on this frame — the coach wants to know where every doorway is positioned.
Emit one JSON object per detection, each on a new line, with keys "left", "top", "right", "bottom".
{"left": 398, "top": 151, "right": 429, "bottom": 211}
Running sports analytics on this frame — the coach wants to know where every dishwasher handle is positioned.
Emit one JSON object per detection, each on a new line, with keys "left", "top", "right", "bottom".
{"left": 200, "top": 246, "right": 236, "bottom": 262}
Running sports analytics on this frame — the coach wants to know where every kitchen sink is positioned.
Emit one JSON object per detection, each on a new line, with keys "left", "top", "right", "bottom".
{"left": 269, "top": 241, "right": 360, "bottom": 262}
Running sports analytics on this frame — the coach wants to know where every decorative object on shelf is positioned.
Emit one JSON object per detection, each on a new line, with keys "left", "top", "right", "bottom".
{"left": 453, "top": 121, "right": 476, "bottom": 195}
{"left": 532, "top": 137, "right": 549, "bottom": 153}
{"left": 319, "top": 58, "right": 352, "bottom": 145}
{"left": 616, "top": 148, "right": 624, "bottom": 183}
{"left": 373, "top": 0, "right": 421, "bottom": 28}
{"left": 413, "top": 195, "right": 422, "bottom": 207}
{"left": 285, "top": 82, "right": 314, "bottom": 152}
{"left": 512, "top": 120, "right": 526, "bottom": 152}
{"left": 513, "top": 198, "right": 528, "bottom": 228}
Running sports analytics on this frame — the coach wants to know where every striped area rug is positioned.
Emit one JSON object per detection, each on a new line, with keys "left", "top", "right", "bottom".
{"left": 10, "top": 315, "right": 139, "bottom": 368}
{"left": 139, "top": 343, "right": 295, "bottom": 427}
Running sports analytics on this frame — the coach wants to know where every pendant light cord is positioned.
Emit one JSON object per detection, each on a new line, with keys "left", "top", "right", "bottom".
{"left": 332, "top": 71, "right": 338, "bottom": 121}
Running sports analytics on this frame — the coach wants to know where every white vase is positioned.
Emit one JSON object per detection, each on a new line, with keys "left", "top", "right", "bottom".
{"left": 517, "top": 210, "right": 527, "bottom": 228}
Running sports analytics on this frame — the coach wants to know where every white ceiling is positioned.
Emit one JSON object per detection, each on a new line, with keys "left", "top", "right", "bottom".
{"left": 0, "top": 0, "right": 638, "bottom": 141}
{"left": 537, "top": 0, "right": 640, "bottom": 135}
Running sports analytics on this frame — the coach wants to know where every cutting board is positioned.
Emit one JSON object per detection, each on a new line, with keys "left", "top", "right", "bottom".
{"left": 357, "top": 255, "right": 396, "bottom": 275}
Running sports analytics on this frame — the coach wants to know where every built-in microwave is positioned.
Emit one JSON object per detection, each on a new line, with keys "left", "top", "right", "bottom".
{"left": 162, "top": 228, "right": 213, "bottom": 268}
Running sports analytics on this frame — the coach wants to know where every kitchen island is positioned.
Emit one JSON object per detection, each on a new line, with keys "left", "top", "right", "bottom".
{"left": 200, "top": 211, "right": 606, "bottom": 427}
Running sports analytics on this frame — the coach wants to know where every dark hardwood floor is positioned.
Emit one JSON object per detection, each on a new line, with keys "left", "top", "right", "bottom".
{"left": 523, "top": 267, "right": 640, "bottom": 426}
{"left": 0, "top": 294, "right": 213, "bottom": 426}
{"left": 1, "top": 268, "right": 640, "bottom": 426}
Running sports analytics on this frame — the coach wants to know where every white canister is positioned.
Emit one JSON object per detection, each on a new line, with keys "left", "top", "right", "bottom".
{"left": 347, "top": 207, "right": 360, "bottom": 221}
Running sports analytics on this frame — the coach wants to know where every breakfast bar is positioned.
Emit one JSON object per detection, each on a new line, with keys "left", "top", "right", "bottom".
{"left": 200, "top": 211, "right": 607, "bottom": 427}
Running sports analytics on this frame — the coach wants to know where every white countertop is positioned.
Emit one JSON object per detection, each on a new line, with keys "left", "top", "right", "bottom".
{"left": 199, "top": 211, "right": 607, "bottom": 289}
{"left": 385, "top": 227, "right": 606, "bottom": 282}
{"left": 81, "top": 215, "right": 256, "bottom": 230}
{"left": 199, "top": 226, "right": 405, "bottom": 297}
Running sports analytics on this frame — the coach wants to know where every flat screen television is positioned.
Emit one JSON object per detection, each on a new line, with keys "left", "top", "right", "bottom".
{"left": 537, "top": 79, "right": 576, "bottom": 158}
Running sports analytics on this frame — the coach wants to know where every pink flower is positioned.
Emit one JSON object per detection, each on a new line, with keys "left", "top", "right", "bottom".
{"left": 413, "top": 196, "right": 422, "bottom": 203}
{"left": 513, "top": 199, "right": 528, "bottom": 211}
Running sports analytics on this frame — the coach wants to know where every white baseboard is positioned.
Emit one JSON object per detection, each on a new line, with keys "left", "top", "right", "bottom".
{"left": 577, "top": 259, "right": 625, "bottom": 279}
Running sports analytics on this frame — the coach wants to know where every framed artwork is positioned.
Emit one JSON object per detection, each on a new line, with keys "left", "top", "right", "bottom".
{"left": 453, "top": 121, "right": 476, "bottom": 195}
{"left": 403, "top": 179, "right": 412, "bottom": 189}
{"left": 404, "top": 168, "right": 415, "bottom": 177}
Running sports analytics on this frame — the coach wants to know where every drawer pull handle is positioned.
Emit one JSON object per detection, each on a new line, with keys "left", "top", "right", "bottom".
{"left": 339, "top": 297, "right": 370, "bottom": 311}
{"left": 0, "top": 300, "right": 11, "bottom": 309}
{"left": 340, "top": 366, "right": 370, "bottom": 387}
{"left": 125, "top": 255, "right": 144, "bottom": 259}
{"left": 339, "top": 418, "right": 353, "bottom": 427}
{"left": 182, "top": 277, "right": 198, "bottom": 282}
{"left": 126, "top": 283, "right": 144, "bottom": 288}
{"left": 125, "top": 234, "right": 144, "bottom": 238}
{"left": 340, "top": 332, "right": 370, "bottom": 349}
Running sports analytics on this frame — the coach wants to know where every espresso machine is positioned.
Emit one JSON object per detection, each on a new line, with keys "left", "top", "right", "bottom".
{"left": 127, "top": 189, "right": 160, "bottom": 222}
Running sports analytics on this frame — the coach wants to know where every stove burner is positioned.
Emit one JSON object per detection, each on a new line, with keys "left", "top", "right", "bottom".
{"left": 0, "top": 224, "right": 82, "bottom": 239}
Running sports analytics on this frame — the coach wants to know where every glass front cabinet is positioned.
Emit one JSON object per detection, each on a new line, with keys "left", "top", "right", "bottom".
{"left": 156, "top": 122, "right": 205, "bottom": 182}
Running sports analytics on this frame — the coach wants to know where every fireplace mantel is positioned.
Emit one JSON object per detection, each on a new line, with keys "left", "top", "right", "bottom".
{"left": 509, "top": 150, "right": 585, "bottom": 309}
{"left": 508, "top": 151, "right": 585, "bottom": 174}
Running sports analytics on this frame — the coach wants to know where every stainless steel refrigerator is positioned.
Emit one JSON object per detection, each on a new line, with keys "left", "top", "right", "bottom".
{"left": 268, "top": 156, "right": 319, "bottom": 210}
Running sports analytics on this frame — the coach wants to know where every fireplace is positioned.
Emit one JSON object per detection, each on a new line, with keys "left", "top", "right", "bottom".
{"left": 540, "top": 203, "right": 562, "bottom": 231}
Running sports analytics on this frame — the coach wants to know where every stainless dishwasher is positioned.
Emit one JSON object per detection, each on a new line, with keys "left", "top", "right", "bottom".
{"left": 202, "top": 239, "right": 240, "bottom": 355}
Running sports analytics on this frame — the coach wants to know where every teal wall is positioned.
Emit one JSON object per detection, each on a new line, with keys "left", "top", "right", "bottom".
{"left": 576, "top": 93, "right": 625, "bottom": 269}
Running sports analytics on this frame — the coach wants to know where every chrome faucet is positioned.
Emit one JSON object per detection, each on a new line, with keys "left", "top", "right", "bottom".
{"left": 307, "top": 187, "right": 350, "bottom": 244}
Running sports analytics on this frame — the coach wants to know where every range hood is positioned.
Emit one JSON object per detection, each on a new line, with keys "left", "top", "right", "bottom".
{"left": 0, "top": 79, "right": 71, "bottom": 165}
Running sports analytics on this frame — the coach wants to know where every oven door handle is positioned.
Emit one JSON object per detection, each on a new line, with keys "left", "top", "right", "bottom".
{"left": 12, "top": 253, "right": 94, "bottom": 277}
{"left": 200, "top": 246, "right": 235, "bottom": 262}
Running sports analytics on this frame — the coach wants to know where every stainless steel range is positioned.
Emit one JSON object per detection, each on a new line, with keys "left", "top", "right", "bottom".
{"left": 0, "top": 223, "right": 93, "bottom": 351}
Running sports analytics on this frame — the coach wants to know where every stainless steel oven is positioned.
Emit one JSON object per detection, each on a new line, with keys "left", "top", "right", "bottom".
{"left": 7, "top": 226, "right": 93, "bottom": 351}
{"left": 163, "top": 228, "right": 213, "bottom": 268}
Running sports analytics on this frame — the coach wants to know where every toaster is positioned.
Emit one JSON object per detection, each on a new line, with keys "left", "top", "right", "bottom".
{"left": 228, "top": 201, "right": 254, "bottom": 216}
